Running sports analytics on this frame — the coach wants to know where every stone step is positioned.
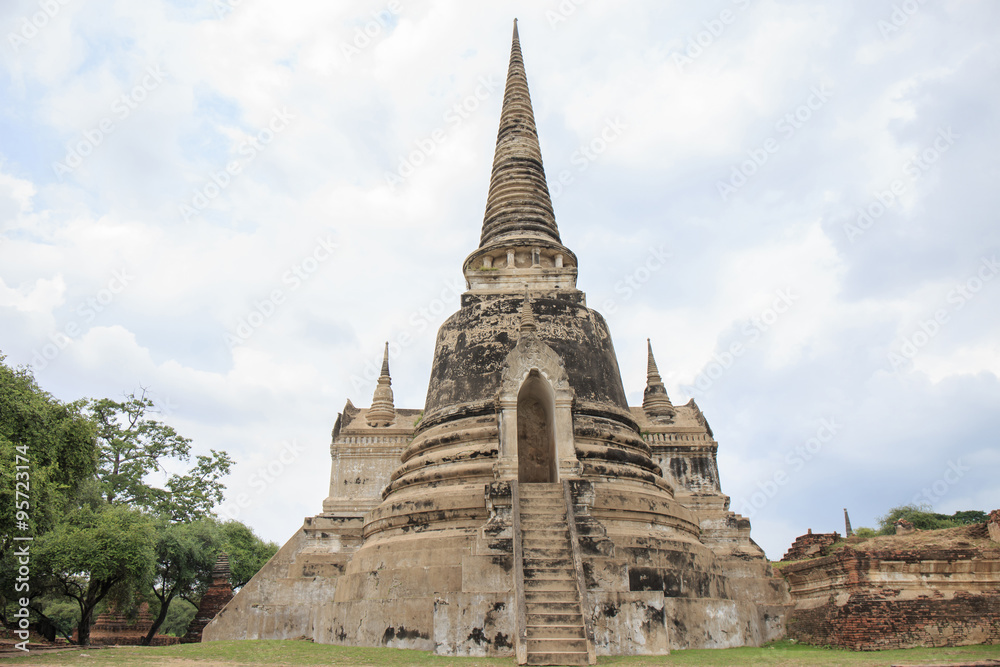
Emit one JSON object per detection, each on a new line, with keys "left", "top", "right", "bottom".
{"left": 528, "top": 637, "right": 589, "bottom": 653}
{"left": 526, "top": 601, "right": 581, "bottom": 615}
{"left": 526, "top": 611, "right": 584, "bottom": 625}
{"left": 519, "top": 484, "right": 563, "bottom": 493}
{"left": 523, "top": 557, "right": 574, "bottom": 569}
{"left": 526, "top": 623, "right": 586, "bottom": 640}
{"left": 524, "top": 578, "right": 578, "bottom": 592}
{"left": 525, "top": 590, "right": 578, "bottom": 603}
{"left": 526, "top": 650, "right": 590, "bottom": 666}
{"left": 521, "top": 531, "right": 570, "bottom": 549}
{"left": 524, "top": 567, "right": 575, "bottom": 579}
{"left": 526, "top": 624, "right": 585, "bottom": 639}
{"left": 521, "top": 526, "right": 568, "bottom": 534}
{"left": 520, "top": 521, "right": 567, "bottom": 531}
{"left": 523, "top": 558, "right": 573, "bottom": 568}
{"left": 521, "top": 511, "right": 566, "bottom": 528}
{"left": 524, "top": 546, "right": 573, "bottom": 559}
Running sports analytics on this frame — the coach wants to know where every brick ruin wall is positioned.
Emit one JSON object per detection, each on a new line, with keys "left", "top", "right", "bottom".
{"left": 782, "top": 546, "right": 1000, "bottom": 650}
{"left": 780, "top": 530, "right": 841, "bottom": 562}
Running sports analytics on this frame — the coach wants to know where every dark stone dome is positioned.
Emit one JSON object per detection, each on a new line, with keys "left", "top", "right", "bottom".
{"left": 422, "top": 293, "right": 630, "bottom": 424}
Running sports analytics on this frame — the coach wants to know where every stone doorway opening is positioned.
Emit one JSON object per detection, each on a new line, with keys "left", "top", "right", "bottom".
{"left": 516, "top": 370, "right": 557, "bottom": 483}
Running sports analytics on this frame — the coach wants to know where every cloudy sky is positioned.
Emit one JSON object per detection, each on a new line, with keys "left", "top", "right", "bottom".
{"left": 1, "top": 0, "right": 998, "bottom": 559}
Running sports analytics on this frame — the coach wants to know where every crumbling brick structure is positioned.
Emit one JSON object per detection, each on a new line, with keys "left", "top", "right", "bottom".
{"left": 781, "top": 525, "right": 1000, "bottom": 650}
{"left": 780, "top": 529, "right": 841, "bottom": 562}
{"left": 182, "top": 553, "right": 234, "bottom": 643}
{"left": 82, "top": 602, "right": 179, "bottom": 647}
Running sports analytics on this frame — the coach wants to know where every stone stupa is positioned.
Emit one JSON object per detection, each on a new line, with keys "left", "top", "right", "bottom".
{"left": 204, "top": 20, "right": 788, "bottom": 664}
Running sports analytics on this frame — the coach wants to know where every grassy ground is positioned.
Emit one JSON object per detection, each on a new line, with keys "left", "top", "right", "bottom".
{"left": 2, "top": 640, "right": 998, "bottom": 666}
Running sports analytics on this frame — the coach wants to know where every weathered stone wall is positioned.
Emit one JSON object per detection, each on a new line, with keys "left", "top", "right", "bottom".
{"left": 203, "top": 515, "right": 361, "bottom": 642}
{"left": 782, "top": 545, "right": 1000, "bottom": 650}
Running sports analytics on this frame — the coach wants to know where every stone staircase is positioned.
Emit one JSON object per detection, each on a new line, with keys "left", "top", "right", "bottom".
{"left": 518, "top": 483, "right": 594, "bottom": 666}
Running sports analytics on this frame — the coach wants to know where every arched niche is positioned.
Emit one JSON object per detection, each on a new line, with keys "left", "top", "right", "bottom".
{"left": 495, "top": 334, "right": 579, "bottom": 482}
{"left": 516, "top": 371, "right": 556, "bottom": 483}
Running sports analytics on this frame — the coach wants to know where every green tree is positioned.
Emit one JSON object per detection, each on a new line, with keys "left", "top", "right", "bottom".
{"left": 142, "top": 517, "right": 222, "bottom": 645}
{"left": 88, "top": 392, "right": 233, "bottom": 521}
{"left": 0, "top": 354, "right": 98, "bottom": 628}
{"left": 950, "top": 510, "right": 988, "bottom": 525}
{"left": 875, "top": 505, "right": 988, "bottom": 535}
{"left": 35, "top": 505, "right": 156, "bottom": 645}
{"left": 157, "top": 597, "right": 197, "bottom": 637}
{"left": 219, "top": 520, "right": 279, "bottom": 590}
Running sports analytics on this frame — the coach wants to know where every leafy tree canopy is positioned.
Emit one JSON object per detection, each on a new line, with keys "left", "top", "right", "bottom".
{"left": 876, "top": 504, "right": 989, "bottom": 535}
{"left": 88, "top": 391, "right": 233, "bottom": 521}
{"left": 219, "top": 520, "right": 279, "bottom": 590}
{"left": 0, "top": 354, "right": 98, "bottom": 545}
{"left": 35, "top": 504, "right": 156, "bottom": 645}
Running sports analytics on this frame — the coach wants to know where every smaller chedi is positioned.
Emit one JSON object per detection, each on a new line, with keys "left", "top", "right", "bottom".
{"left": 182, "top": 552, "right": 234, "bottom": 644}
{"left": 83, "top": 602, "right": 178, "bottom": 647}
{"left": 205, "top": 20, "right": 789, "bottom": 663}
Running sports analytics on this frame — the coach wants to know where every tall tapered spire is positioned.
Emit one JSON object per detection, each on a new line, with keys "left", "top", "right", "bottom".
{"left": 643, "top": 339, "right": 676, "bottom": 420}
{"left": 480, "top": 19, "right": 560, "bottom": 247}
{"left": 366, "top": 342, "right": 395, "bottom": 427}
{"left": 462, "top": 21, "right": 578, "bottom": 295}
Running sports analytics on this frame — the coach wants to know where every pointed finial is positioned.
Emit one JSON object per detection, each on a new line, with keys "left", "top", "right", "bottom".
{"left": 844, "top": 508, "right": 853, "bottom": 537}
{"left": 480, "top": 20, "right": 560, "bottom": 248}
{"left": 643, "top": 339, "right": 676, "bottom": 420}
{"left": 366, "top": 342, "right": 396, "bottom": 427}
{"left": 519, "top": 285, "right": 536, "bottom": 333}
{"left": 646, "top": 338, "right": 660, "bottom": 377}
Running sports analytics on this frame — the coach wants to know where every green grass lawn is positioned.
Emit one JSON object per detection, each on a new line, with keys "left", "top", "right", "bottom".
{"left": 3, "top": 639, "right": 998, "bottom": 666}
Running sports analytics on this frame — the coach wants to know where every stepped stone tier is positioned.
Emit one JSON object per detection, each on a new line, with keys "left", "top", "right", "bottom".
{"left": 204, "top": 20, "right": 789, "bottom": 661}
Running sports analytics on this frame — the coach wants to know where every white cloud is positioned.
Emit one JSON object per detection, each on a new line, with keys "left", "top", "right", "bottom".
{"left": 1, "top": 0, "right": 998, "bottom": 558}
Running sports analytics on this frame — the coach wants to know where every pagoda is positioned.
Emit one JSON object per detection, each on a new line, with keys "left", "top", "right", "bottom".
{"left": 205, "top": 21, "right": 789, "bottom": 663}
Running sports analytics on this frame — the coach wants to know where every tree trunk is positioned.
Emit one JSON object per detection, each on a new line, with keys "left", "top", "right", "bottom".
{"left": 142, "top": 592, "right": 174, "bottom": 646}
{"left": 77, "top": 606, "right": 93, "bottom": 646}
